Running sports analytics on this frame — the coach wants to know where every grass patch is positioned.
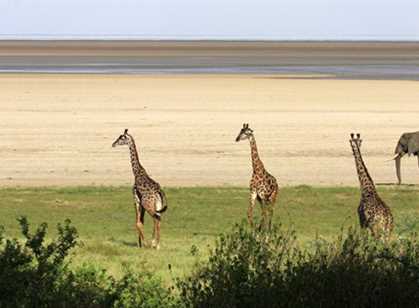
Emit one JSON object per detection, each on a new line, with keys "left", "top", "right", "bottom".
{"left": 0, "top": 185, "right": 418, "bottom": 282}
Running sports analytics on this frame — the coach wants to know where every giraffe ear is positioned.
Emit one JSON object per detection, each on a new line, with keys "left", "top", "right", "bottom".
{"left": 124, "top": 129, "right": 128, "bottom": 134}
{"left": 357, "top": 133, "right": 360, "bottom": 139}
{"left": 350, "top": 133, "right": 354, "bottom": 139}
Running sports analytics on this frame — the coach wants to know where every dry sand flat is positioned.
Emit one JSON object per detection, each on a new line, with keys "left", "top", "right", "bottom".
{"left": 0, "top": 74, "right": 419, "bottom": 187}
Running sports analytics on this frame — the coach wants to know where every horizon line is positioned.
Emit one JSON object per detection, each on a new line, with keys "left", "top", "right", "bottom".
{"left": 1, "top": 38, "right": 419, "bottom": 43}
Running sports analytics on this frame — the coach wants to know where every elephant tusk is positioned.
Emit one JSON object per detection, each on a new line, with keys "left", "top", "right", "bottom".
{"left": 385, "top": 153, "right": 400, "bottom": 162}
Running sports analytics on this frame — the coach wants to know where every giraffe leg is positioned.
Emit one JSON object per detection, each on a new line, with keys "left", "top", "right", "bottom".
{"left": 266, "top": 204, "right": 274, "bottom": 230}
{"left": 151, "top": 218, "right": 157, "bottom": 248}
{"left": 248, "top": 191, "right": 257, "bottom": 227}
{"left": 141, "top": 198, "right": 161, "bottom": 249}
{"left": 259, "top": 202, "right": 269, "bottom": 231}
{"left": 135, "top": 207, "right": 146, "bottom": 248}
{"left": 139, "top": 207, "right": 146, "bottom": 246}
{"left": 133, "top": 187, "right": 146, "bottom": 248}
{"left": 152, "top": 218, "right": 161, "bottom": 250}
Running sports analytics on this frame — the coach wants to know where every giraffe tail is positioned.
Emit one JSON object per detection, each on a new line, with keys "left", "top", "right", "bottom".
{"left": 156, "top": 191, "right": 168, "bottom": 214}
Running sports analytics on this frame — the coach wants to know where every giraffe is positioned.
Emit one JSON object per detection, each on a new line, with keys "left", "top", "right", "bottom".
{"left": 236, "top": 123, "right": 279, "bottom": 229}
{"left": 112, "top": 129, "right": 168, "bottom": 249}
{"left": 349, "top": 133, "right": 393, "bottom": 239}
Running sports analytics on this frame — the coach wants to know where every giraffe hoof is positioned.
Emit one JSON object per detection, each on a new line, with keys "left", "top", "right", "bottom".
{"left": 151, "top": 239, "right": 160, "bottom": 250}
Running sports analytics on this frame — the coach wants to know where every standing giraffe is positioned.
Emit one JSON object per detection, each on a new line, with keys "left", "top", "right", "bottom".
{"left": 236, "top": 123, "right": 279, "bottom": 229}
{"left": 349, "top": 133, "right": 393, "bottom": 239}
{"left": 112, "top": 129, "right": 168, "bottom": 249}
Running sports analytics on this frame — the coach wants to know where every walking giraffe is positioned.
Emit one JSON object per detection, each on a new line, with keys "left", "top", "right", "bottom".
{"left": 236, "top": 123, "right": 279, "bottom": 229}
{"left": 112, "top": 129, "right": 168, "bottom": 249}
{"left": 349, "top": 133, "right": 393, "bottom": 239}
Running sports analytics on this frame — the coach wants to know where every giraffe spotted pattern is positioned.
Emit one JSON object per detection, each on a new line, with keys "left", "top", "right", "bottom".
{"left": 349, "top": 133, "right": 393, "bottom": 239}
{"left": 236, "top": 123, "right": 279, "bottom": 229}
{"left": 112, "top": 129, "right": 168, "bottom": 249}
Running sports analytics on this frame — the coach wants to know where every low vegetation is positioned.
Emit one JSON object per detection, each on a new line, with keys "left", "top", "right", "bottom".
{"left": 2, "top": 215, "right": 419, "bottom": 307}
{"left": 0, "top": 217, "right": 177, "bottom": 308}
{"left": 0, "top": 186, "right": 418, "bottom": 280}
{"left": 0, "top": 186, "right": 419, "bottom": 306}
{"left": 179, "top": 224, "right": 419, "bottom": 307}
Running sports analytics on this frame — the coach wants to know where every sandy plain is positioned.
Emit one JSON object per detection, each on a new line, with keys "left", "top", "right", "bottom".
{"left": 0, "top": 73, "right": 418, "bottom": 187}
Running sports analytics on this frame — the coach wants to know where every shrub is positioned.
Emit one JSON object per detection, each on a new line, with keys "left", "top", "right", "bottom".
{"left": 177, "top": 223, "right": 419, "bottom": 308}
{"left": 0, "top": 217, "right": 177, "bottom": 308}
{"left": 0, "top": 217, "right": 78, "bottom": 307}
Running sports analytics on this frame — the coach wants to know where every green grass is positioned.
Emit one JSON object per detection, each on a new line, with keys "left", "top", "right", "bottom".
{"left": 0, "top": 185, "right": 418, "bottom": 283}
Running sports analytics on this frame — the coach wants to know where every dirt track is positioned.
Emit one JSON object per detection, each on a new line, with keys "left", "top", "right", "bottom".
{"left": 1, "top": 74, "right": 419, "bottom": 187}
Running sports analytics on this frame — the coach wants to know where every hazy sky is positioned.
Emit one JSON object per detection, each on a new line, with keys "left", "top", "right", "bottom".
{"left": 1, "top": 0, "right": 418, "bottom": 40}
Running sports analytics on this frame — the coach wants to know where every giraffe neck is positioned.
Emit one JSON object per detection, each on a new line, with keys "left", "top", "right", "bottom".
{"left": 249, "top": 135, "right": 265, "bottom": 173}
{"left": 350, "top": 142, "right": 376, "bottom": 196}
{"left": 126, "top": 135, "right": 148, "bottom": 180}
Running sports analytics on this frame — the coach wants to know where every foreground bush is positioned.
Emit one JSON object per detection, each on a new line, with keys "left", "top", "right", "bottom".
{"left": 3, "top": 217, "right": 419, "bottom": 307}
{"left": 178, "top": 223, "right": 419, "bottom": 308}
{"left": 0, "top": 217, "right": 177, "bottom": 308}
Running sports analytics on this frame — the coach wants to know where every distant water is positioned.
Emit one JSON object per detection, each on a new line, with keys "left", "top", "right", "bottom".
{"left": 1, "top": 64, "right": 419, "bottom": 80}
{"left": 1, "top": 41, "right": 419, "bottom": 80}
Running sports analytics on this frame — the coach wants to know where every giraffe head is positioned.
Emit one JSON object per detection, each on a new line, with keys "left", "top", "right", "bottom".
{"left": 350, "top": 133, "right": 362, "bottom": 148}
{"left": 112, "top": 129, "right": 130, "bottom": 147}
{"left": 235, "top": 123, "right": 254, "bottom": 142}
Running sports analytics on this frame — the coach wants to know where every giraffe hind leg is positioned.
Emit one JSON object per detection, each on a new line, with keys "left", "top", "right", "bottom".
{"left": 141, "top": 198, "right": 161, "bottom": 249}
{"left": 151, "top": 218, "right": 161, "bottom": 250}
{"left": 152, "top": 197, "right": 162, "bottom": 249}
{"left": 259, "top": 202, "right": 269, "bottom": 231}
{"left": 266, "top": 203, "right": 274, "bottom": 230}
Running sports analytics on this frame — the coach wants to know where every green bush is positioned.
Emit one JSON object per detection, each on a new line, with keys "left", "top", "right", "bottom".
{"left": 0, "top": 217, "right": 78, "bottom": 307}
{"left": 177, "top": 223, "right": 419, "bottom": 308}
{"left": 0, "top": 217, "right": 177, "bottom": 308}
{"left": 4, "top": 217, "right": 419, "bottom": 307}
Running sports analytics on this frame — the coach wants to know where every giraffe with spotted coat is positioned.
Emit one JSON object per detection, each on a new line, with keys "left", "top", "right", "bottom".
{"left": 236, "top": 123, "right": 279, "bottom": 229}
{"left": 349, "top": 133, "right": 393, "bottom": 239}
{"left": 112, "top": 129, "right": 168, "bottom": 249}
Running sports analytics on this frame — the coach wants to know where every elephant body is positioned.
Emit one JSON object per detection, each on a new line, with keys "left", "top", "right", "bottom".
{"left": 394, "top": 131, "right": 419, "bottom": 184}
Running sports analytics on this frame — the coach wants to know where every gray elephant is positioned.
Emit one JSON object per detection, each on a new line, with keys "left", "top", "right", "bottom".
{"left": 393, "top": 131, "right": 419, "bottom": 184}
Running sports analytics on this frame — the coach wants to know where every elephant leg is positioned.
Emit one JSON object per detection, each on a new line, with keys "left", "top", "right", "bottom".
{"left": 395, "top": 154, "right": 403, "bottom": 185}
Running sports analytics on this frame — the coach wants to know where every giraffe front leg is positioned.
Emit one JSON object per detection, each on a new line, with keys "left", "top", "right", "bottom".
{"left": 248, "top": 191, "right": 257, "bottom": 228}
{"left": 135, "top": 207, "right": 146, "bottom": 248}
{"left": 133, "top": 187, "right": 146, "bottom": 248}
